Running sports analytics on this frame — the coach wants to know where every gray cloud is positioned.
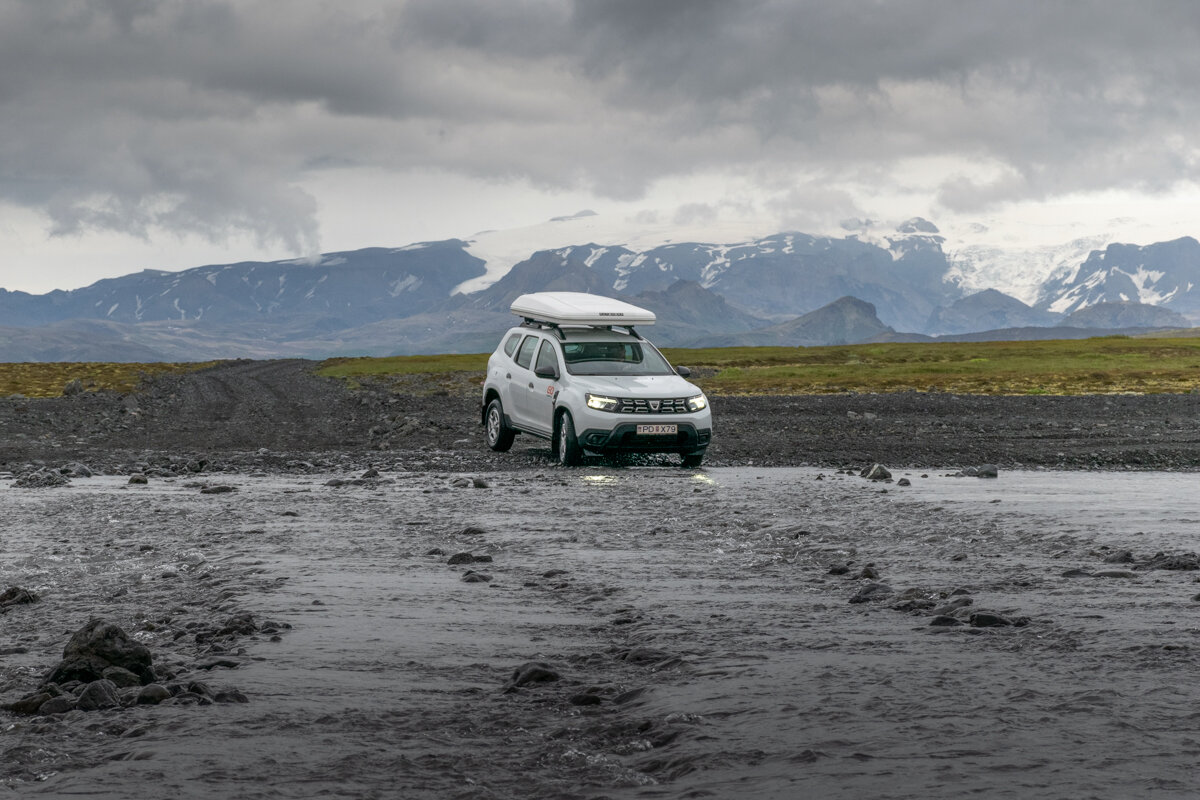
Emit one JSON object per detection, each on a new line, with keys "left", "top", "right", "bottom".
{"left": 2, "top": 0, "right": 1200, "bottom": 252}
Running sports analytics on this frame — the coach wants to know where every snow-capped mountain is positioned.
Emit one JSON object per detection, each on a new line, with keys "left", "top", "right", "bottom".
{"left": 1036, "top": 237, "right": 1200, "bottom": 319}
{"left": 2, "top": 211, "right": 1200, "bottom": 361}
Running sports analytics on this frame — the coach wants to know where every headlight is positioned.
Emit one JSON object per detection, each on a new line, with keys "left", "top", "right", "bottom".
{"left": 586, "top": 393, "right": 619, "bottom": 411}
{"left": 687, "top": 394, "right": 708, "bottom": 412}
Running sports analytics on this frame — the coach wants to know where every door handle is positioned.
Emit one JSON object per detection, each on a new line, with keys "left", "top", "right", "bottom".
{"left": 528, "top": 382, "right": 535, "bottom": 389}
{"left": 506, "top": 373, "right": 511, "bottom": 379}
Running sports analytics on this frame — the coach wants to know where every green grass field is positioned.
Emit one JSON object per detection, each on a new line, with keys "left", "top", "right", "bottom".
{"left": 315, "top": 336, "right": 1200, "bottom": 396}
{"left": 4, "top": 337, "right": 1199, "bottom": 397}
{"left": 0, "top": 361, "right": 215, "bottom": 398}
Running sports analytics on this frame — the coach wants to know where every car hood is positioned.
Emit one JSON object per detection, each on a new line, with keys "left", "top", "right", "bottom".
{"left": 570, "top": 374, "right": 702, "bottom": 397}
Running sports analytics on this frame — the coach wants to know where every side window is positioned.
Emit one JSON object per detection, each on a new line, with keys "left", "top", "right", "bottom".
{"left": 514, "top": 335, "right": 538, "bottom": 369}
{"left": 535, "top": 340, "right": 559, "bottom": 376}
{"left": 503, "top": 333, "right": 522, "bottom": 358}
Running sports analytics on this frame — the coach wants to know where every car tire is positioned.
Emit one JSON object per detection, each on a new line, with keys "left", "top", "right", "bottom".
{"left": 485, "top": 399, "right": 516, "bottom": 452}
{"left": 681, "top": 452, "right": 704, "bottom": 468}
{"left": 556, "top": 411, "right": 582, "bottom": 466}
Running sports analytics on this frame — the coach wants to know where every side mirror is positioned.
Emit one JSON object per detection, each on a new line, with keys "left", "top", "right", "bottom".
{"left": 535, "top": 364, "right": 559, "bottom": 380}
{"left": 675, "top": 365, "right": 692, "bottom": 378}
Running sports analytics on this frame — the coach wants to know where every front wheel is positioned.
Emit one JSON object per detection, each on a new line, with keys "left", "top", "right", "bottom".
{"left": 556, "top": 411, "right": 582, "bottom": 466}
{"left": 485, "top": 399, "right": 515, "bottom": 452}
{"left": 681, "top": 452, "right": 705, "bottom": 468}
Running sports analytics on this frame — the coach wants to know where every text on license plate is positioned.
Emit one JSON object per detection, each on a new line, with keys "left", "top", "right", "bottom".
{"left": 636, "top": 423, "right": 677, "bottom": 435}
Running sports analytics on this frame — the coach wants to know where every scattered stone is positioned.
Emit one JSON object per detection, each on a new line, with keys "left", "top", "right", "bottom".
{"left": 968, "top": 612, "right": 1012, "bottom": 628}
{"left": 214, "top": 689, "right": 250, "bottom": 704}
{"left": 859, "top": 565, "right": 880, "bottom": 580}
{"left": 324, "top": 478, "right": 346, "bottom": 487}
{"left": 461, "top": 570, "right": 492, "bottom": 583}
{"left": 195, "top": 657, "right": 242, "bottom": 671}
{"left": 61, "top": 462, "right": 92, "bottom": 478}
{"left": 542, "top": 569, "right": 568, "bottom": 578}
{"left": 13, "top": 469, "right": 70, "bottom": 489}
{"left": 827, "top": 562, "right": 851, "bottom": 576}
{"left": 128, "top": 474, "right": 148, "bottom": 485}
{"left": 361, "top": 468, "right": 380, "bottom": 479}
{"left": 200, "top": 485, "right": 236, "bottom": 494}
{"left": 458, "top": 526, "right": 487, "bottom": 537}
{"left": 931, "top": 597, "right": 974, "bottom": 616}
{"left": 1093, "top": 569, "right": 1137, "bottom": 579}
{"left": 860, "top": 464, "right": 891, "bottom": 481}
{"left": 447, "top": 552, "right": 478, "bottom": 565}
{"left": 0, "top": 586, "right": 39, "bottom": 608}
{"left": 1103, "top": 550, "right": 1135, "bottom": 564}
{"left": 1061, "top": 568, "right": 1093, "bottom": 578}
{"left": 896, "top": 478, "right": 911, "bottom": 487}
{"left": 1138, "top": 552, "right": 1200, "bottom": 571}
{"left": 849, "top": 583, "right": 894, "bottom": 604}
{"left": 503, "top": 661, "right": 560, "bottom": 692}
{"left": 5, "top": 691, "right": 52, "bottom": 715}
{"left": 957, "top": 465, "right": 999, "bottom": 478}
{"left": 472, "top": 477, "right": 491, "bottom": 489}
{"left": 929, "top": 615, "right": 963, "bottom": 627}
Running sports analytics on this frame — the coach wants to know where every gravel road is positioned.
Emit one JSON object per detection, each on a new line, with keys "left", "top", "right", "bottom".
{"left": 2, "top": 359, "right": 1200, "bottom": 473}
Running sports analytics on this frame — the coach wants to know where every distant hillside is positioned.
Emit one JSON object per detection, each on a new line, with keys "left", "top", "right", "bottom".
{"left": 695, "top": 296, "right": 893, "bottom": 347}
{"left": 926, "top": 289, "right": 1059, "bottom": 335}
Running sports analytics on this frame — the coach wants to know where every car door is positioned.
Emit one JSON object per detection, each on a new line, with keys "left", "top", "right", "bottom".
{"left": 508, "top": 333, "right": 540, "bottom": 429}
{"left": 526, "top": 338, "right": 561, "bottom": 435}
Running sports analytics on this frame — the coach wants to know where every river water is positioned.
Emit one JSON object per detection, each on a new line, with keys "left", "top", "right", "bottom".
{"left": 2, "top": 467, "right": 1199, "bottom": 798}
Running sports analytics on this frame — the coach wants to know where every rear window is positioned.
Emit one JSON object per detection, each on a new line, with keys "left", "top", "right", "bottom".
{"left": 514, "top": 335, "right": 538, "bottom": 369}
{"left": 502, "top": 333, "right": 522, "bottom": 358}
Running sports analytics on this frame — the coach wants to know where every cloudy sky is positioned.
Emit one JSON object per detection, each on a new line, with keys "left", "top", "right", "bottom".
{"left": 3, "top": 0, "right": 1200, "bottom": 294}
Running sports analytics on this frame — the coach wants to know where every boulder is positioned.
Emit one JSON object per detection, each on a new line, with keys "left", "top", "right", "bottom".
{"left": 75, "top": 680, "right": 122, "bottom": 711}
{"left": 44, "top": 620, "right": 154, "bottom": 687}
{"left": 860, "top": 464, "right": 892, "bottom": 481}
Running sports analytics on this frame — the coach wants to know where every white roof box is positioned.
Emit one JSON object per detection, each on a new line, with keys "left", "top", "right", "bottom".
{"left": 511, "top": 292, "right": 656, "bottom": 327}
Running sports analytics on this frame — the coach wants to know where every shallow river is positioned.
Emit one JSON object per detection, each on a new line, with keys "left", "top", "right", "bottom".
{"left": 3, "top": 467, "right": 1199, "bottom": 798}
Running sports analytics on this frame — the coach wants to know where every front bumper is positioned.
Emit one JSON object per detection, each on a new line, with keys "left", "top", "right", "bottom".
{"left": 577, "top": 421, "right": 711, "bottom": 455}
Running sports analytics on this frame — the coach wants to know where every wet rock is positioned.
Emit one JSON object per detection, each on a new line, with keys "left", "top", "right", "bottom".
{"left": 542, "top": 569, "right": 569, "bottom": 578}
{"left": 1138, "top": 552, "right": 1200, "bottom": 571}
{"left": 425, "top": 547, "right": 446, "bottom": 556}
{"left": 447, "top": 552, "right": 477, "bottom": 565}
{"left": 200, "top": 485, "right": 236, "bottom": 494}
{"left": 827, "top": 562, "right": 851, "bottom": 576}
{"left": 128, "top": 474, "right": 148, "bottom": 485}
{"left": 195, "top": 657, "right": 242, "bottom": 671}
{"left": 929, "top": 615, "right": 963, "bottom": 627}
{"left": 1093, "top": 569, "right": 1137, "bottom": 579}
{"left": 1103, "top": 549, "right": 1135, "bottom": 564}
{"left": 504, "top": 661, "right": 560, "bottom": 692}
{"left": 45, "top": 619, "right": 154, "bottom": 687}
{"left": 0, "top": 586, "right": 39, "bottom": 608}
{"left": 76, "top": 679, "right": 121, "bottom": 711}
{"left": 958, "top": 464, "right": 999, "bottom": 478}
{"left": 101, "top": 666, "right": 144, "bottom": 688}
{"left": 859, "top": 565, "right": 880, "bottom": 580}
{"left": 360, "top": 468, "right": 379, "bottom": 479}
{"left": 968, "top": 612, "right": 1012, "bottom": 628}
{"left": 458, "top": 526, "right": 487, "bottom": 537}
{"left": 1061, "top": 568, "right": 1093, "bottom": 578}
{"left": 5, "top": 691, "right": 52, "bottom": 715}
{"left": 13, "top": 469, "right": 70, "bottom": 488}
{"left": 61, "top": 462, "right": 93, "bottom": 478}
{"left": 931, "top": 597, "right": 974, "bottom": 616}
{"left": 860, "top": 464, "right": 891, "bottom": 481}
{"left": 325, "top": 478, "right": 346, "bottom": 487}
{"left": 896, "top": 478, "right": 911, "bottom": 487}
{"left": 39, "top": 696, "right": 76, "bottom": 715}
{"left": 849, "top": 583, "right": 894, "bottom": 604}
{"left": 136, "top": 684, "right": 172, "bottom": 705}
{"left": 461, "top": 570, "right": 492, "bottom": 583}
{"left": 214, "top": 689, "right": 249, "bottom": 704}
{"left": 472, "top": 477, "right": 491, "bottom": 489}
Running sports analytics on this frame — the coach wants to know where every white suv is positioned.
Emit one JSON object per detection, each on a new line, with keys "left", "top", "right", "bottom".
{"left": 480, "top": 292, "right": 712, "bottom": 467}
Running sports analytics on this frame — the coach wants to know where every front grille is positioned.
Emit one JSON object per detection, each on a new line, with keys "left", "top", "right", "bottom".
{"left": 617, "top": 397, "right": 691, "bottom": 414}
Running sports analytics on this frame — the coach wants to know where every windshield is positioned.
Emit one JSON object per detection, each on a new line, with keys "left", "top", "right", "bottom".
{"left": 562, "top": 339, "right": 674, "bottom": 376}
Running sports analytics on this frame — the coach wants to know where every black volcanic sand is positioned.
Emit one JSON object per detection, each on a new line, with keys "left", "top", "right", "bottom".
{"left": 2, "top": 358, "right": 1200, "bottom": 471}
{"left": 4, "top": 360, "right": 1200, "bottom": 798}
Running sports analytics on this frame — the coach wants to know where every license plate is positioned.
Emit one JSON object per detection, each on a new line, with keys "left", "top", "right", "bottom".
{"left": 637, "top": 423, "right": 677, "bottom": 435}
